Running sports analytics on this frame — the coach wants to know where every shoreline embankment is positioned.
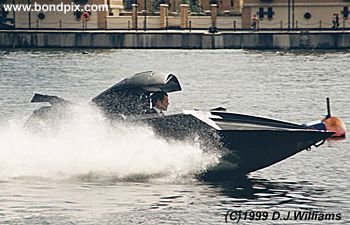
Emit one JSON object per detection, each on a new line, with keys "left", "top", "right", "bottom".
{"left": 1, "top": 30, "right": 350, "bottom": 49}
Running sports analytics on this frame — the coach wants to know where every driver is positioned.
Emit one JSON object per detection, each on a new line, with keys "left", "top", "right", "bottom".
{"left": 149, "top": 91, "right": 169, "bottom": 115}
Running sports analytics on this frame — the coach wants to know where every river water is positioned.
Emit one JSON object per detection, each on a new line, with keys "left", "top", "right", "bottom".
{"left": 0, "top": 49, "right": 349, "bottom": 224}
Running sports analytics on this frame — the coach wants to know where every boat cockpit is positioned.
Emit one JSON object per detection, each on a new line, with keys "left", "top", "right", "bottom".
{"left": 91, "top": 71, "right": 182, "bottom": 117}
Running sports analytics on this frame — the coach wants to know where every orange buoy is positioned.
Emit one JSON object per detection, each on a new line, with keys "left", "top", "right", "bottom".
{"left": 306, "top": 98, "right": 347, "bottom": 138}
{"left": 322, "top": 97, "right": 346, "bottom": 138}
{"left": 323, "top": 116, "right": 346, "bottom": 137}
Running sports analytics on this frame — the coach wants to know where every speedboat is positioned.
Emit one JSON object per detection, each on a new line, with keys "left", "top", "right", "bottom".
{"left": 27, "top": 71, "right": 335, "bottom": 179}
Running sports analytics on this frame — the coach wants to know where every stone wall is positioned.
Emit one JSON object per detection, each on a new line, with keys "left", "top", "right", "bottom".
{"left": 1, "top": 30, "right": 350, "bottom": 49}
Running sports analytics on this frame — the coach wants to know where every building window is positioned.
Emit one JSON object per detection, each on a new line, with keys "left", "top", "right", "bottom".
{"left": 258, "top": 7, "right": 264, "bottom": 19}
{"left": 74, "top": 0, "right": 88, "bottom": 4}
{"left": 343, "top": 7, "right": 349, "bottom": 18}
{"left": 267, "top": 7, "right": 274, "bottom": 19}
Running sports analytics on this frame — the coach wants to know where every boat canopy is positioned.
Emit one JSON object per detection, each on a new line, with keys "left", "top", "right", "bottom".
{"left": 91, "top": 71, "right": 182, "bottom": 116}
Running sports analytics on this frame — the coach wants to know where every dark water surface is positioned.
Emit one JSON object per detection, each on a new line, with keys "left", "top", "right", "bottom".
{"left": 0, "top": 49, "right": 349, "bottom": 224}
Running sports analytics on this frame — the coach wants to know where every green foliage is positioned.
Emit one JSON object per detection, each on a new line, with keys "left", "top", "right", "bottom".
{"left": 189, "top": 0, "right": 200, "bottom": 12}
{"left": 179, "top": 0, "right": 200, "bottom": 12}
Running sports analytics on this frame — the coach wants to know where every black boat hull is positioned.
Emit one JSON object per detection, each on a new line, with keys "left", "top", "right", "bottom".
{"left": 211, "top": 130, "right": 331, "bottom": 176}
{"left": 143, "top": 112, "right": 333, "bottom": 179}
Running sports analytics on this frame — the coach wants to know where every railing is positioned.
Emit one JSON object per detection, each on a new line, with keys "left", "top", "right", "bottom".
{"left": 2, "top": 19, "right": 350, "bottom": 31}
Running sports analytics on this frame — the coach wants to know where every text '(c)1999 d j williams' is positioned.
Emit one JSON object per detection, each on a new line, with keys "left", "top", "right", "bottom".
{"left": 224, "top": 210, "right": 342, "bottom": 223}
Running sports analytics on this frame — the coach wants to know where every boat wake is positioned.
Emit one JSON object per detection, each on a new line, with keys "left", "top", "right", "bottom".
{"left": 0, "top": 105, "right": 220, "bottom": 183}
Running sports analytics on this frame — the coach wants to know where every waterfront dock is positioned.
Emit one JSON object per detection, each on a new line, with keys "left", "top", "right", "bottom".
{"left": 1, "top": 30, "right": 350, "bottom": 49}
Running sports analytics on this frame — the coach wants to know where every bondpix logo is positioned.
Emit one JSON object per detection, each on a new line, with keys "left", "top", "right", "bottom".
{"left": 2, "top": 3, "right": 108, "bottom": 14}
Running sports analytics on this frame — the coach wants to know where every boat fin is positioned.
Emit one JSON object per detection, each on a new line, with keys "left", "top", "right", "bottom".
{"left": 31, "top": 93, "right": 72, "bottom": 106}
{"left": 210, "top": 107, "right": 226, "bottom": 111}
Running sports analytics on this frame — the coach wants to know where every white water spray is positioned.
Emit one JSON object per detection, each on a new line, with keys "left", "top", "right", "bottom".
{"left": 0, "top": 105, "right": 220, "bottom": 182}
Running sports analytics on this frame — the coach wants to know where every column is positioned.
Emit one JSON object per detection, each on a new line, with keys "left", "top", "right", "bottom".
{"left": 210, "top": 4, "right": 218, "bottom": 30}
{"left": 132, "top": 4, "right": 138, "bottom": 29}
{"left": 160, "top": 4, "right": 169, "bottom": 29}
{"left": 180, "top": 4, "right": 189, "bottom": 29}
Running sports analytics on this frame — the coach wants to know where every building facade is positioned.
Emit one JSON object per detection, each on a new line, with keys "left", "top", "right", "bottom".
{"left": 1, "top": 0, "right": 350, "bottom": 30}
{"left": 1, "top": 0, "right": 109, "bottom": 29}
{"left": 134, "top": 0, "right": 242, "bottom": 12}
{"left": 242, "top": 0, "right": 350, "bottom": 29}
